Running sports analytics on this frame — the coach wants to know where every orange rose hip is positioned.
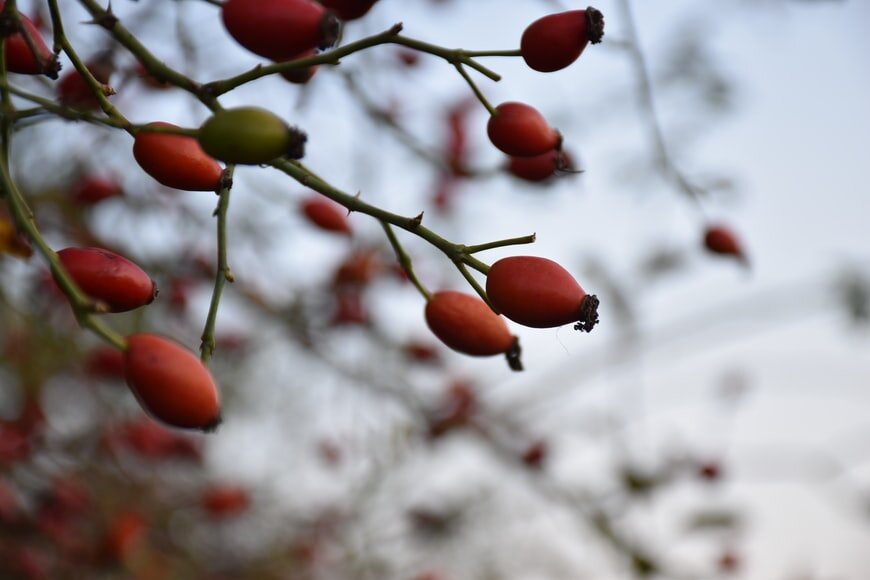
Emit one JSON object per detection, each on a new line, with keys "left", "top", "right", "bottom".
{"left": 124, "top": 334, "right": 221, "bottom": 431}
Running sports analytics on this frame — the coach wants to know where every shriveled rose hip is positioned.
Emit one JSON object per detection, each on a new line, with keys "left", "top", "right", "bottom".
{"left": 487, "top": 102, "right": 560, "bottom": 158}
{"left": 424, "top": 291, "right": 522, "bottom": 370}
{"left": 124, "top": 334, "right": 221, "bottom": 431}
{"left": 57, "top": 247, "right": 157, "bottom": 313}
{"left": 486, "top": 256, "right": 599, "bottom": 331}
{"left": 521, "top": 7, "right": 604, "bottom": 72}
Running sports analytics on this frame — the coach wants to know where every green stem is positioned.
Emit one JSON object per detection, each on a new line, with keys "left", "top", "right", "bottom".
{"left": 203, "top": 24, "right": 503, "bottom": 95}
{"left": 460, "top": 253, "right": 491, "bottom": 275}
{"left": 0, "top": 13, "right": 11, "bottom": 164}
{"left": 275, "top": 158, "right": 458, "bottom": 257}
{"left": 200, "top": 166, "right": 235, "bottom": 363}
{"left": 0, "top": 154, "right": 127, "bottom": 351}
{"left": 48, "top": 0, "right": 132, "bottom": 131}
{"left": 391, "top": 36, "right": 501, "bottom": 81}
{"left": 464, "top": 233, "right": 536, "bottom": 254}
{"left": 0, "top": 80, "right": 132, "bottom": 130}
{"left": 456, "top": 261, "right": 495, "bottom": 310}
{"left": 463, "top": 49, "right": 523, "bottom": 58}
{"left": 274, "top": 159, "right": 503, "bottom": 302}
{"left": 76, "top": 0, "right": 220, "bottom": 111}
{"left": 380, "top": 220, "right": 431, "bottom": 301}
{"left": 454, "top": 62, "right": 496, "bottom": 116}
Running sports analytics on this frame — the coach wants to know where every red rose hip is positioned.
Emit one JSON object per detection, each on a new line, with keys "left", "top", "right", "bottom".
{"left": 0, "top": 2, "right": 57, "bottom": 77}
{"left": 301, "top": 195, "right": 352, "bottom": 235}
{"left": 507, "top": 149, "right": 574, "bottom": 183}
{"left": 124, "top": 334, "right": 221, "bottom": 431}
{"left": 425, "top": 291, "right": 522, "bottom": 370}
{"left": 133, "top": 122, "right": 223, "bottom": 191}
{"left": 521, "top": 7, "right": 604, "bottom": 73}
{"left": 221, "top": 0, "right": 339, "bottom": 61}
{"left": 280, "top": 50, "right": 319, "bottom": 85}
{"left": 57, "top": 247, "right": 157, "bottom": 312}
{"left": 703, "top": 224, "right": 748, "bottom": 266}
{"left": 486, "top": 256, "right": 599, "bottom": 331}
{"left": 69, "top": 176, "right": 123, "bottom": 205}
{"left": 318, "top": 0, "right": 378, "bottom": 21}
{"left": 201, "top": 485, "right": 251, "bottom": 519}
{"left": 487, "top": 102, "right": 560, "bottom": 158}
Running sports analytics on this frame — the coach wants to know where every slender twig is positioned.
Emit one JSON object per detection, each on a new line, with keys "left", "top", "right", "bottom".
{"left": 49, "top": 0, "right": 131, "bottom": 131}
{"left": 454, "top": 62, "right": 496, "bottom": 116}
{"left": 342, "top": 71, "right": 448, "bottom": 170}
{"left": 464, "top": 233, "right": 536, "bottom": 255}
{"left": 0, "top": 16, "right": 12, "bottom": 164}
{"left": 0, "top": 80, "right": 129, "bottom": 128}
{"left": 380, "top": 221, "right": 430, "bottom": 301}
{"left": 0, "top": 156, "right": 127, "bottom": 350}
{"left": 200, "top": 166, "right": 235, "bottom": 363}
{"left": 76, "top": 0, "right": 219, "bottom": 110}
{"left": 392, "top": 35, "right": 501, "bottom": 81}
{"left": 455, "top": 261, "right": 494, "bottom": 309}
{"left": 275, "top": 158, "right": 463, "bottom": 260}
{"left": 616, "top": 0, "right": 704, "bottom": 209}
{"left": 463, "top": 49, "right": 522, "bottom": 58}
{"left": 273, "top": 159, "right": 509, "bottom": 295}
{"left": 201, "top": 25, "right": 503, "bottom": 96}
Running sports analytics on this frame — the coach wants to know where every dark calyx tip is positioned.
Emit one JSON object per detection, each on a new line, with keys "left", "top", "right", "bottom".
{"left": 148, "top": 281, "right": 158, "bottom": 304}
{"left": 573, "top": 294, "right": 600, "bottom": 333}
{"left": 43, "top": 56, "right": 62, "bottom": 80}
{"left": 201, "top": 413, "right": 223, "bottom": 434}
{"left": 505, "top": 336, "right": 524, "bottom": 372}
{"left": 319, "top": 11, "right": 342, "bottom": 49}
{"left": 586, "top": 7, "right": 605, "bottom": 44}
{"left": 285, "top": 126, "right": 308, "bottom": 160}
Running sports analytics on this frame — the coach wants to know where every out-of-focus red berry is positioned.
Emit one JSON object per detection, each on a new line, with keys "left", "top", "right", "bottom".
{"left": 201, "top": 485, "right": 251, "bottom": 519}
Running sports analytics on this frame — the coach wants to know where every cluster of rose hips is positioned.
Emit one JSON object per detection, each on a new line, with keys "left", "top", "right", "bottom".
{"left": 1, "top": 0, "right": 750, "bottom": 436}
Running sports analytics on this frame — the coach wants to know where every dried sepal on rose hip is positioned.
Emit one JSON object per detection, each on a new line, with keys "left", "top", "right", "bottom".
{"left": 56, "top": 247, "right": 157, "bottom": 313}
{"left": 221, "top": 0, "right": 340, "bottom": 61}
{"left": 123, "top": 334, "right": 222, "bottom": 431}
{"left": 486, "top": 256, "right": 599, "bottom": 332}
{"left": 520, "top": 6, "right": 604, "bottom": 73}
{"left": 487, "top": 102, "right": 561, "bottom": 158}
{"left": 198, "top": 107, "right": 307, "bottom": 164}
{"left": 424, "top": 290, "right": 523, "bottom": 371}
{"left": 133, "top": 122, "right": 223, "bottom": 192}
